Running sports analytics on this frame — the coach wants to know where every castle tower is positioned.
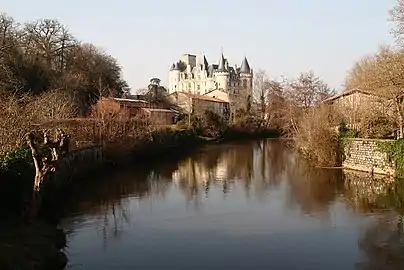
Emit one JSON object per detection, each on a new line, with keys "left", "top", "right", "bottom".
{"left": 214, "top": 53, "right": 229, "bottom": 91}
{"left": 239, "top": 56, "right": 253, "bottom": 93}
{"left": 168, "top": 62, "right": 180, "bottom": 93}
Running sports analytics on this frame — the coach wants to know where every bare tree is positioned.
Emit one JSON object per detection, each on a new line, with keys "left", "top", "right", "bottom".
{"left": 286, "top": 71, "right": 335, "bottom": 109}
{"left": 344, "top": 54, "right": 374, "bottom": 90}
{"left": 0, "top": 14, "right": 129, "bottom": 114}
{"left": 266, "top": 79, "right": 286, "bottom": 128}
{"left": 345, "top": 46, "right": 404, "bottom": 138}
{"left": 22, "top": 19, "right": 75, "bottom": 68}
{"left": 390, "top": 0, "right": 404, "bottom": 46}
{"left": 253, "top": 69, "right": 270, "bottom": 118}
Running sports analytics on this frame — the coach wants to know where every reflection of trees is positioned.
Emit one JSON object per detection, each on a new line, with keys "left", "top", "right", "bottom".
{"left": 284, "top": 155, "right": 345, "bottom": 215}
{"left": 62, "top": 163, "right": 175, "bottom": 244}
{"left": 358, "top": 215, "right": 404, "bottom": 270}
{"left": 62, "top": 139, "right": 404, "bottom": 269}
{"left": 257, "top": 140, "right": 289, "bottom": 189}
{"left": 343, "top": 172, "right": 404, "bottom": 269}
{"left": 172, "top": 139, "right": 348, "bottom": 213}
{"left": 172, "top": 140, "right": 309, "bottom": 204}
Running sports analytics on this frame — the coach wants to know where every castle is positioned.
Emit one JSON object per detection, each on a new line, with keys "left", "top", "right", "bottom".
{"left": 168, "top": 53, "right": 253, "bottom": 96}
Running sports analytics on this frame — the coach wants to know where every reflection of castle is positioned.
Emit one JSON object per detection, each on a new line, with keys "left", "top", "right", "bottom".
{"left": 172, "top": 158, "right": 230, "bottom": 187}
{"left": 171, "top": 143, "right": 264, "bottom": 198}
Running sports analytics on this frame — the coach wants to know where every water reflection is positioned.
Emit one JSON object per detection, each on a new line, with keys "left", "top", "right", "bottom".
{"left": 61, "top": 139, "right": 404, "bottom": 270}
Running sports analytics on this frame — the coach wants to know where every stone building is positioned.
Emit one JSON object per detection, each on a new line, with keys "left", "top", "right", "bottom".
{"left": 167, "top": 92, "right": 229, "bottom": 120}
{"left": 323, "top": 88, "right": 393, "bottom": 126}
{"left": 168, "top": 53, "right": 253, "bottom": 96}
{"left": 95, "top": 97, "right": 178, "bottom": 125}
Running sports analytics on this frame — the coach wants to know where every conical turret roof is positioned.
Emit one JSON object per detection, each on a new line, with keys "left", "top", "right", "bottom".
{"left": 203, "top": 55, "right": 209, "bottom": 69}
{"left": 217, "top": 53, "right": 226, "bottom": 72}
{"left": 239, "top": 56, "right": 251, "bottom": 73}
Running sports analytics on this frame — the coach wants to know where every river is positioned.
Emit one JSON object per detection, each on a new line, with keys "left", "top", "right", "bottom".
{"left": 60, "top": 139, "right": 404, "bottom": 270}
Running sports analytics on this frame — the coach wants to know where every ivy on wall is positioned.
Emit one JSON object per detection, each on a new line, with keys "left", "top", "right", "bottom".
{"left": 377, "top": 139, "right": 404, "bottom": 178}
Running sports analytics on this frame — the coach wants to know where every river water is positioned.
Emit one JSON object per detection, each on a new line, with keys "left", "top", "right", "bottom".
{"left": 60, "top": 139, "right": 404, "bottom": 270}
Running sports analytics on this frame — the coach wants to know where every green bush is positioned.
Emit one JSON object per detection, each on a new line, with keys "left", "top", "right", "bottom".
{"left": 191, "top": 110, "right": 227, "bottom": 139}
{"left": 338, "top": 121, "right": 360, "bottom": 138}
{"left": 377, "top": 139, "right": 404, "bottom": 178}
{"left": 0, "top": 148, "right": 35, "bottom": 216}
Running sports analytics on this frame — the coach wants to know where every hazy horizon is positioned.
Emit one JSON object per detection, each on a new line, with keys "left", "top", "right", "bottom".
{"left": 3, "top": 0, "right": 397, "bottom": 92}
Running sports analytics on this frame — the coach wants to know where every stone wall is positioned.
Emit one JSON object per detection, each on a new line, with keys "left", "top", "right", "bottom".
{"left": 343, "top": 138, "right": 395, "bottom": 175}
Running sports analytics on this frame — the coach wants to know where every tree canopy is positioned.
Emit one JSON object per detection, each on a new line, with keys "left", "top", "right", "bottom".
{"left": 0, "top": 13, "right": 129, "bottom": 115}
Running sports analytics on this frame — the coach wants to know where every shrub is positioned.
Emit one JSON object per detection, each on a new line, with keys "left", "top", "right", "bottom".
{"left": 338, "top": 121, "right": 360, "bottom": 138}
{"left": 294, "top": 105, "right": 342, "bottom": 167}
{"left": 0, "top": 91, "right": 78, "bottom": 155}
{"left": 0, "top": 148, "right": 35, "bottom": 216}
{"left": 191, "top": 110, "right": 227, "bottom": 139}
{"left": 359, "top": 115, "right": 396, "bottom": 139}
{"left": 232, "top": 113, "right": 264, "bottom": 134}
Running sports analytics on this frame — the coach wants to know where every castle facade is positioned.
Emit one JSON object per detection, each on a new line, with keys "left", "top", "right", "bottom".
{"left": 168, "top": 53, "right": 253, "bottom": 96}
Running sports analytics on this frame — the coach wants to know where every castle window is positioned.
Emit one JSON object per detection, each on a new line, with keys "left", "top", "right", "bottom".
{"left": 243, "top": 80, "right": 247, "bottom": 87}
{"left": 197, "top": 84, "right": 200, "bottom": 90}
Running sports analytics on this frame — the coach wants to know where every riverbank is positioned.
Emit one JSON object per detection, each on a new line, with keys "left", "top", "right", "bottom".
{"left": 40, "top": 127, "right": 280, "bottom": 213}
{"left": 0, "top": 126, "right": 278, "bottom": 270}
{"left": 0, "top": 219, "right": 67, "bottom": 270}
{"left": 1, "top": 127, "right": 280, "bottom": 211}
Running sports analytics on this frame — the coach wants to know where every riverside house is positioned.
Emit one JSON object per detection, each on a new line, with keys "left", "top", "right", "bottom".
{"left": 167, "top": 91, "right": 230, "bottom": 120}
{"left": 97, "top": 97, "right": 178, "bottom": 125}
{"left": 323, "top": 88, "right": 393, "bottom": 128}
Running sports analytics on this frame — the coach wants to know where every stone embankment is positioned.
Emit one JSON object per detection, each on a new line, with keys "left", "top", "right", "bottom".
{"left": 342, "top": 138, "right": 395, "bottom": 175}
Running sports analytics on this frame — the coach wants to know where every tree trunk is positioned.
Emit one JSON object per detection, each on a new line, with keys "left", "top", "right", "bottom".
{"left": 25, "top": 129, "right": 70, "bottom": 219}
{"left": 395, "top": 98, "right": 404, "bottom": 139}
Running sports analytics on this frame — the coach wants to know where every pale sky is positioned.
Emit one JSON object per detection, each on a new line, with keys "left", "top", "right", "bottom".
{"left": 2, "top": 0, "right": 397, "bottom": 92}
